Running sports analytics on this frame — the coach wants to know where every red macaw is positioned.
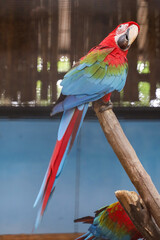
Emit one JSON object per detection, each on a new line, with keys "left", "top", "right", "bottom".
{"left": 34, "top": 21, "right": 140, "bottom": 227}
{"left": 74, "top": 201, "right": 143, "bottom": 240}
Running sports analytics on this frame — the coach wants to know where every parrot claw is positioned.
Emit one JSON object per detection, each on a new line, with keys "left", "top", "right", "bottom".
{"left": 99, "top": 100, "right": 113, "bottom": 112}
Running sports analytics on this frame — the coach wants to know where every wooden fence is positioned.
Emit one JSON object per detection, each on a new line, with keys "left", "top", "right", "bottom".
{"left": 0, "top": 0, "right": 160, "bottom": 106}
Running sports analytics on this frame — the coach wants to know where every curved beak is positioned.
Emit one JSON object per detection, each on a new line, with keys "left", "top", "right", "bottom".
{"left": 117, "top": 24, "right": 139, "bottom": 50}
{"left": 127, "top": 24, "right": 139, "bottom": 46}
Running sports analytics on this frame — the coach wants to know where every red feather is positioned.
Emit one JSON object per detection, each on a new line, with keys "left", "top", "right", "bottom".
{"left": 76, "top": 202, "right": 143, "bottom": 240}
{"left": 69, "top": 109, "right": 83, "bottom": 152}
{"left": 41, "top": 108, "right": 81, "bottom": 216}
{"left": 102, "top": 92, "right": 112, "bottom": 102}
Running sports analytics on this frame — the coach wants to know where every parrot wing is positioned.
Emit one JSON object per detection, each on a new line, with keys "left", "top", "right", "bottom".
{"left": 92, "top": 202, "right": 143, "bottom": 240}
{"left": 51, "top": 46, "right": 128, "bottom": 115}
{"left": 94, "top": 205, "right": 109, "bottom": 217}
{"left": 75, "top": 202, "right": 143, "bottom": 240}
{"left": 61, "top": 47, "right": 128, "bottom": 96}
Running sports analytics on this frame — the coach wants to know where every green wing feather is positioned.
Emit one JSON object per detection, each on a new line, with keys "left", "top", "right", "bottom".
{"left": 61, "top": 47, "right": 128, "bottom": 96}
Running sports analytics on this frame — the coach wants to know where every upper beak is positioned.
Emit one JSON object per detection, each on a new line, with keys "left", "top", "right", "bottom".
{"left": 117, "top": 24, "right": 139, "bottom": 50}
{"left": 127, "top": 24, "right": 139, "bottom": 46}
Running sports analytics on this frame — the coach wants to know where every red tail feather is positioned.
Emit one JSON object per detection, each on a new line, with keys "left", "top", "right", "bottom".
{"left": 69, "top": 110, "right": 83, "bottom": 152}
{"left": 41, "top": 108, "right": 82, "bottom": 216}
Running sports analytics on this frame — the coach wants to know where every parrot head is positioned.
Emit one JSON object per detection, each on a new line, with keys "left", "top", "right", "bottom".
{"left": 101, "top": 21, "right": 140, "bottom": 52}
{"left": 115, "top": 21, "right": 140, "bottom": 51}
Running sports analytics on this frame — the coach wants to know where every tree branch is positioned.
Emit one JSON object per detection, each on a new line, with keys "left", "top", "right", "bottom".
{"left": 93, "top": 101, "right": 160, "bottom": 229}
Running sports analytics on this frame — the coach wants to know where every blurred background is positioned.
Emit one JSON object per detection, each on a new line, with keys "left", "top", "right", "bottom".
{"left": 0, "top": 0, "right": 160, "bottom": 236}
{"left": 0, "top": 0, "right": 160, "bottom": 106}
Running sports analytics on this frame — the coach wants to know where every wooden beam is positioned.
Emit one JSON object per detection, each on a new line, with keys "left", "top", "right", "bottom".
{"left": 0, "top": 233, "right": 82, "bottom": 240}
{"left": 115, "top": 190, "right": 160, "bottom": 240}
{"left": 93, "top": 100, "right": 160, "bottom": 229}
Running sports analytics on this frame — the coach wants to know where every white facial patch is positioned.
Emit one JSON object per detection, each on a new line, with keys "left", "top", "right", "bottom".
{"left": 116, "top": 23, "right": 129, "bottom": 35}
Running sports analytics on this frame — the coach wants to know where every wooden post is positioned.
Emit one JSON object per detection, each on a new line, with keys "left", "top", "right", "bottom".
{"left": 115, "top": 190, "right": 160, "bottom": 240}
{"left": 93, "top": 100, "right": 160, "bottom": 229}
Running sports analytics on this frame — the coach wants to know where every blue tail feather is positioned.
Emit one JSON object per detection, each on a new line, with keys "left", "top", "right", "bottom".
{"left": 34, "top": 104, "right": 88, "bottom": 230}
{"left": 33, "top": 165, "right": 49, "bottom": 208}
{"left": 75, "top": 232, "right": 90, "bottom": 240}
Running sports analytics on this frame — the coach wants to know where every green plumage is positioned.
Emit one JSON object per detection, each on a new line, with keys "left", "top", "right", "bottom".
{"left": 107, "top": 63, "right": 128, "bottom": 76}
{"left": 75, "top": 202, "right": 143, "bottom": 240}
{"left": 62, "top": 47, "right": 128, "bottom": 95}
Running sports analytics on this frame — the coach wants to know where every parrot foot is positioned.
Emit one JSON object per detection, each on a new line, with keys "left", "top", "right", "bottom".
{"left": 99, "top": 100, "right": 113, "bottom": 112}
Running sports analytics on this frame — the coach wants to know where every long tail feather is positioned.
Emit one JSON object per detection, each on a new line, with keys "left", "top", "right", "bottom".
{"left": 74, "top": 216, "right": 94, "bottom": 224}
{"left": 34, "top": 103, "right": 88, "bottom": 228}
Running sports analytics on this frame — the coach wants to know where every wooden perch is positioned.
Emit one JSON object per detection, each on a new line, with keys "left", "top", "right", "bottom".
{"left": 115, "top": 190, "right": 160, "bottom": 240}
{"left": 93, "top": 101, "right": 160, "bottom": 230}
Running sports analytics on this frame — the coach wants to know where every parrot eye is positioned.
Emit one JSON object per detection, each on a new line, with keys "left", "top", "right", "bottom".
{"left": 118, "top": 25, "right": 123, "bottom": 29}
{"left": 117, "top": 23, "right": 128, "bottom": 33}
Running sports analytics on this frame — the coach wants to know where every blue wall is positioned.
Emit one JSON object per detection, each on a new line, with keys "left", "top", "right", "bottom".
{"left": 0, "top": 118, "right": 160, "bottom": 234}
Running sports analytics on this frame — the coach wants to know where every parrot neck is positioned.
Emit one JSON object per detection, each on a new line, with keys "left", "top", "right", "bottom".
{"left": 100, "top": 33, "right": 128, "bottom": 57}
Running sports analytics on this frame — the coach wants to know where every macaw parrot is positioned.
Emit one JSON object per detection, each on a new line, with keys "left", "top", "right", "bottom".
{"left": 74, "top": 201, "right": 143, "bottom": 240}
{"left": 34, "top": 21, "right": 140, "bottom": 227}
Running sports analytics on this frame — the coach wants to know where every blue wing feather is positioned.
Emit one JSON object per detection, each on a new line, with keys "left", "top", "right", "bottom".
{"left": 52, "top": 67, "right": 127, "bottom": 116}
{"left": 61, "top": 55, "right": 127, "bottom": 99}
{"left": 53, "top": 49, "right": 127, "bottom": 114}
